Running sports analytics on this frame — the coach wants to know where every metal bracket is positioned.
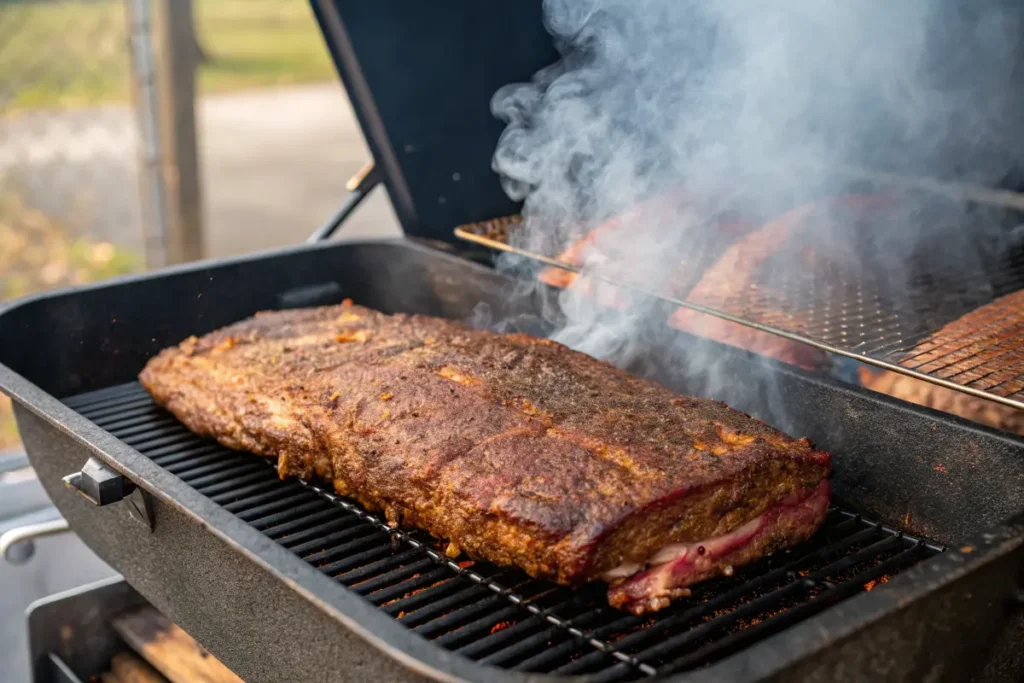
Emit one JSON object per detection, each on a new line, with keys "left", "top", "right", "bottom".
{"left": 306, "top": 161, "right": 381, "bottom": 242}
{"left": 125, "top": 487, "right": 155, "bottom": 532}
{"left": 1, "top": 518, "right": 71, "bottom": 565}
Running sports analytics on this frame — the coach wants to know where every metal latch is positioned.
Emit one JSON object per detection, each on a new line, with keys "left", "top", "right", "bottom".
{"left": 63, "top": 458, "right": 154, "bottom": 531}
{"left": 63, "top": 457, "right": 136, "bottom": 506}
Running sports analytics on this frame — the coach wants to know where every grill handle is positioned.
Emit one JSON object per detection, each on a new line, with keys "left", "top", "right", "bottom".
{"left": 306, "top": 161, "right": 381, "bottom": 242}
{"left": 1, "top": 518, "right": 70, "bottom": 565}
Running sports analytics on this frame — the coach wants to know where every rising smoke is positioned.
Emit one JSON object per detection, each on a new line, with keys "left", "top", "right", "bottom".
{"left": 489, "top": 0, "right": 1024, "bottom": 402}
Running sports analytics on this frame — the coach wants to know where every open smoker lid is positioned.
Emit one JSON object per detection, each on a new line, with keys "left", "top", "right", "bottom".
{"left": 310, "top": 0, "right": 1024, "bottom": 246}
{"left": 310, "top": 1, "right": 556, "bottom": 244}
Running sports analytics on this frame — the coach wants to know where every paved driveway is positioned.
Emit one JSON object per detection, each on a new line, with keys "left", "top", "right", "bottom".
{"left": 0, "top": 82, "right": 401, "bottom": 260}
{"left": 198, "top": 83, "right": 401, "bottom": 256}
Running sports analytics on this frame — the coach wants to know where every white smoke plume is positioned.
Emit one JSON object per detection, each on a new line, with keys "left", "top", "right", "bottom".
{"left": 488, "top": 0, "right": 1024, "bottom": 402}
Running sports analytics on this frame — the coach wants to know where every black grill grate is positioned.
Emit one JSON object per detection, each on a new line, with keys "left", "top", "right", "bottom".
{"left": 65, "top": 382, "right": 945, "bottom": 681}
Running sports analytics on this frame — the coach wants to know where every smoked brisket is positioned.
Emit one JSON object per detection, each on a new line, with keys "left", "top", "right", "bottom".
{"left": 139, "top": 301, "right": 830, "bottom": 613}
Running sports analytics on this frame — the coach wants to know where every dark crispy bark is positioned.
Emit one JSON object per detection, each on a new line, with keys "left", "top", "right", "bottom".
{"left": 139, "top": 301, "right": 830, "bottom": 589}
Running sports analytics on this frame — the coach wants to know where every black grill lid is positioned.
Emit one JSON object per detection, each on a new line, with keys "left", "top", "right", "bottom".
{"left": 311, "top": 0, "right": 557, "bottom": 244}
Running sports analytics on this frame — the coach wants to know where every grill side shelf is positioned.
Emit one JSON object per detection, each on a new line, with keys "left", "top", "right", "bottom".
{"left": 65, "top": 382, "right": 945, "bottom": 681}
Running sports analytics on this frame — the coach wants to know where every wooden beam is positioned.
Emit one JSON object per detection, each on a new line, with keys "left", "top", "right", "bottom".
{"left": 109, "top": 651, "right": 168, "bottom": 683}
{"left": 113, "top": 606, "right": 244, "bottom": 683}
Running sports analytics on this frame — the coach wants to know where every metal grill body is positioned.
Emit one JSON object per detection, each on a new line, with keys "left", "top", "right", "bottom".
{"left": 2, "top": 240, "right": 1023, "bottom": 683}
{"left": 63, "top": 381, "right": 944, "bottom": 681}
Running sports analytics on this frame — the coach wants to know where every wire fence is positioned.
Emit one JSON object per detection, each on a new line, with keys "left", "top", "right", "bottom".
{"left": 0, "top": 0, "right": 357, "bottom": 449}
{"left": 0, "top": 0, "right": 145, "bottom": 299}
{"left": 0, "top": 0, "right": 336, "bottom": 298}
{"left": 0, "top": 0, "right": 147, "bottom": 447}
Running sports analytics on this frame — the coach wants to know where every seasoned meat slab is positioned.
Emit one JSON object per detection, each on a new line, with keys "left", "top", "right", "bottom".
{"left": 139, "top": 301, "right": 831, "bottom": 613}
{"left": 899, "top": 289, "right": 1024, "bottom": 399}
{"left": 853, "top": 289, "right": 1024, "bottom": 435}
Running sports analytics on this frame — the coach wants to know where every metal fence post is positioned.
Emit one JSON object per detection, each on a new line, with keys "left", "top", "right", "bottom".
{"left": 127, "top": 0, "right": 204, "bottom": 267}
{"left": 126, "top": 0, "right": 169, "bottom": 269}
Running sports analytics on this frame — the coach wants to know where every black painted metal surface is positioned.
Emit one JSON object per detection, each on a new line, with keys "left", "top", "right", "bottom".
{"left": 26, "top": 577, "right": 146, "bottom": 683}
{"left": 309, "top": 0, "right": 556, "bottom": 243}
{"left": 1, "top": 240, "right": 1023, "bottom": 682}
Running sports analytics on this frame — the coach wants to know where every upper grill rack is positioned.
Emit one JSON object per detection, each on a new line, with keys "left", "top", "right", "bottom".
{"left": 65, "top": 382, "right": 944, "bottom": 681}
{"left": 455, "top": 200, "right": 1024, "bottom": 410}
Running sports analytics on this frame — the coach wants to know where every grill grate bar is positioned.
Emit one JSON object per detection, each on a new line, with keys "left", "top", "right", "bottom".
{"left": 287, "top": 473, "right": 661, "bottom": 675}
{"left": 272, "top": 515, "right": 362, "bottom": 547}
{"left": 147, "top": 441, "right": 223, "bottom": 464}
{"left": 92, "top": 408, "right": 175, "bottom": 433}
{"left": 455, "top": 614, "right": 556, "bottom": 659}
{"left": 394, "top": 583, "right": 496, "bottom": 628}
{"left": 799, "top": 534, "right": 906, "bottom": 580}
{"left": 207, "top": 477, "right": 284, "bottom": 505}
{"left": 249, "top": 500, "right": 336, "bottom": 532}
{"left": 384, "top": 577, "right": 478, "bottom": 618}
{"left": 161, "top": 450, "right": 238, "bottom": 476}
{"left": 302, "top": 530, "right": 390, "bottom": 565}
{"left": 173, "top": 460, "right": 263, "bottom": 487}
{"left": 510, "top": 610, "right": 635, "bottom": 673}
{"left": 485, "top": 628, "right": 575, "bottom": 669}
{"left": 184, "top": 462, "right": 269, "bottom": 490}
{"left": 222, "top": 484, "right": 309, "bottom": 514}
{"left": 654, "top": 545, "right": 928, "bottom": 678}
{"left": 68, "top": 383, "right": 944, "bottom": 681}
{"left": 346, "top": 554, "right": 434, "bottom": 593}
{"left": 433, "top": 605, "right": 525, "bottom": 649}
{"left": 76, "top": 395, "right": 155, "bottom": 421}
{"left": 416, "top": 593, "right": 530, "bottom": 640}
{"left": 104, "top": 418, "right": 184, "bottom": 441}
{"left": 486, "top": 590, "right": 627, "bottom": 670}
{"left": 318, "top": 543, "right": 395, "bottom": 576}
{"left": 119, "top": 428, "right": 193, "bottom": 452}
{"left": 288, "top": 522, "right": 381, "bottom": 556}
{"left": 365, "top": 567, "right": 456, "bottom": 607}
{"left": 62, "top": 381, "right": 148, "bottom": 409}
{"left": 499, "top": 609, "right": 611, "bottom": 670}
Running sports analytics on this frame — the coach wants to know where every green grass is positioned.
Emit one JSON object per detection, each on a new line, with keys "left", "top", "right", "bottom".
{"left": 196, "top": 0, "right": 335, "bottom": 93}
{"left": 0, "top": 0, "right": 335, "bottom": 112}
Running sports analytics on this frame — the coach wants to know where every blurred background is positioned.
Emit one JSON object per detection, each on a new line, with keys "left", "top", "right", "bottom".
{"left": 0, "top": 1, "right": 399, "bottom": 679}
